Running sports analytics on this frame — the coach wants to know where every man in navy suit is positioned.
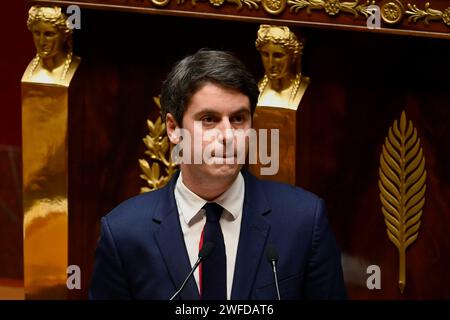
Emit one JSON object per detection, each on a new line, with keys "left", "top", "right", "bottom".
{"left": 89, "top": 49, "right": 346, "bottom": 300}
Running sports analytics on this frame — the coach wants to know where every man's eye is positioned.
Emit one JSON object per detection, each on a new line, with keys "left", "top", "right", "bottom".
{"left": 232, "top": 115, "right": 244, "bottom": 123}
{"left": 202, "top": 116, "right": 215, "bottom": 124}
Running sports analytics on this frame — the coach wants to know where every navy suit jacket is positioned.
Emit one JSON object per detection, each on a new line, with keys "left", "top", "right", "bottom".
{"left": 89, "top": 170, "right": 346, "bottom": 300}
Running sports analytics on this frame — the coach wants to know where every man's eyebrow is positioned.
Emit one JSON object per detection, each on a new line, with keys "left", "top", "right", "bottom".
{"left": 193, "top": 108, "right": 222, "bottom": 116}
{"left": 230, "top": 108, "right": 251, "bottom": 116}
{"left": 193, "top": 107, "right": 251, "bottom": 117}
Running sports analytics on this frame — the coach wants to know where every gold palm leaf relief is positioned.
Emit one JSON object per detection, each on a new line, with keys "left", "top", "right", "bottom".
{"left": 139, "top": 96, "right": 178, "bottom": 193}
{"left": 378, "top": 111, "right": 426, "bottom": 294}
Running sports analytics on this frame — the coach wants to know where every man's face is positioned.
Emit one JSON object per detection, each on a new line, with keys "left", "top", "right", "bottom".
{"left": 31, "top": 21, "right": 65, "bottom": 59}
{"left": 260, "top": 42, "right": 290, "bottom": 81}
{"left": 177, "top": 82, "right": 252, "bottom": 181}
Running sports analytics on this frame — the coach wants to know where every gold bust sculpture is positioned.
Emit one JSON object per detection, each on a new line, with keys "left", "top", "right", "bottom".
{"left": 255, "top": 25, "right": 310, "bottom": 110}
{"left": 23, "top": 6, "right": 80, "bottom": 86}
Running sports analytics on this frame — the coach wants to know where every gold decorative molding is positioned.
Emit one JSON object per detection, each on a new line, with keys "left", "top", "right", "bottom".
{"left": 172, "top": 0, "right": 261, "bottom": 10}
{"left": 152, "top": 0, "right": 171, "bottom": 7}
{"left": 288, "top": 0, "right": 374, "bottom": 18}
{"left": 124, "top": 0, "right": 450, "bottom": 27}
{"left": 262, "top": 0, "right": 287, "bottom": 15}
{"left": 406, "top": 2, "right": 450, "bottom": 26}
{"left": 139, "top": 97, "right": 177, "bottom": 193}
{"left": 378, "top": 111, "right": 426, "bottom": 294}
{"left": 381, "top": 0, "right": 404, "bottom": 24}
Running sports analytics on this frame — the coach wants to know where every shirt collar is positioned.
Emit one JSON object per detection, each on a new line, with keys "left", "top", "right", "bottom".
{"left": 175, "top": 171, "right": 245, "bottom": 225}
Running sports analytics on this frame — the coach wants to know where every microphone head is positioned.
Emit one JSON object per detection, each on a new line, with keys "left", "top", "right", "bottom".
{"left": 265, "top": 245, "right": 279, "bottom": 263}
{"left": 199, "top": 242, "right": 215, "bottom": 260}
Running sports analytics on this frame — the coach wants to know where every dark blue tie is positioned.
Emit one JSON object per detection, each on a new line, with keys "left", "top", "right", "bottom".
{"left": 202, "top": 202, "right": 227, "bottom": 300}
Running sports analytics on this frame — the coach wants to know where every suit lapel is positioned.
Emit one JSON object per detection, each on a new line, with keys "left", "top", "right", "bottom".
{"left": 231, "top": 171, "right": 271, "bottom": 299}
{"left": 153, "top": 172, "right": 200, "bottom": 300}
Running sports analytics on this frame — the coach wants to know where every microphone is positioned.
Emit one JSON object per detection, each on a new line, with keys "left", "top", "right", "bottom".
{"left": 265, "top": 245, "right": 281, "bottom": 300}
{"left": 169, "top": 241, "right": 215, "bottom": 301}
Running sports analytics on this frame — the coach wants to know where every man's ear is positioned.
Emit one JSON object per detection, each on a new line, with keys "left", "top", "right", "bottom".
{"left": 166, "top": 113, "right": 181, "bottom": 144}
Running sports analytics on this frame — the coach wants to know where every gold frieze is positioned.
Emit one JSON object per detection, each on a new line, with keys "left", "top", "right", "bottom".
{"left": 406, "top": 2, "right": 450, "bottom": 26}
{"left": 43, "top": 0, "right": 450, "bottom": 29}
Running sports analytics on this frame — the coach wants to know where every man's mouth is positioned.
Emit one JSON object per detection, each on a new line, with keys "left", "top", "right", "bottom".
{"left": 211, "top": 153, "right": 236, "bottom": 158}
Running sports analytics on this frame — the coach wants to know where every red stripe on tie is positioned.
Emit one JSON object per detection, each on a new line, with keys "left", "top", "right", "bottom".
{"left": 199, "top": 227, "right": 205, "bottom": 297}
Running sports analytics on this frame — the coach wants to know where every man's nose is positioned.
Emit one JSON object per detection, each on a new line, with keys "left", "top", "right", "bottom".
{"left": 218, "top": 118, "right": 234, "bottom": 142}
{"left": 218, "top": 117, "right": 232, "bottom": 130}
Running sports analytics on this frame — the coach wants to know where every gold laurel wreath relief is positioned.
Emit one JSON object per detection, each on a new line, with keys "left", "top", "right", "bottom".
{"left": 378, "top": 111, "right": 426, "bottom": 294}
{"left": 139, "top": 97, "right": 178, "bottom": 193}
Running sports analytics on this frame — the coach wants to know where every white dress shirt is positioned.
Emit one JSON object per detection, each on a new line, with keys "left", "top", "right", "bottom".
{"left": 174, "top": 171, "right": 244, "bottom": 300}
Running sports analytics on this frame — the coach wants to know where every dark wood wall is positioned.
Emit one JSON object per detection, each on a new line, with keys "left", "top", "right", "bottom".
{"left": 297, "top": 32, "right": 450, "bottom": 298}
{"left": 67, "top": 9, "right": 450, "bottom": 299}
{"left": 0, "top": 0, "right": 34, "bottom": 284}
